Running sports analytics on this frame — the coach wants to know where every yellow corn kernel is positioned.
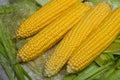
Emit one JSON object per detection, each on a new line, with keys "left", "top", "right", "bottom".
{"left": 16, "top": 0, "right": 78, "bottom": 38}
{"left": 44, "top": 2, "right": 111, "bottom": 77}
{"left": 17, "top": 2, "right": 90, "bottom": 62}
{"left": 67, "top": 8, "right": 120, "bottom": 73}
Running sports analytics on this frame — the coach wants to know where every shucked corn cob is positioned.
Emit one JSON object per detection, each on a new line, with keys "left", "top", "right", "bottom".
{"left": 16, "top": 0, "right": 78, "bottom": 38}
{"left": 67, "top": 8, "right": 120, "bottom": 73}
{"left": 17, "top": 2, "right": 90, "bottom": 62}
{"left": 44, "top": 2, "right": 111, "bottom": 77}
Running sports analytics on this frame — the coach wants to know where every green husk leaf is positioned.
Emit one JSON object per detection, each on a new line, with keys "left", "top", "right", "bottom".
{"left": 0, "top": 5, "right": 13, "bottom": 14}
{"left": 92, "top": 59, "right": 120, "bottom": 80}
{"left": 1, "top": 63, "right": 14, "bottom": 80}
{"left": 95, "top": 53, "right": 114, "bottom": 66}
{"left": 35, "top": 0, "right": 50, "bottom": 6}
{"left": 22, "top": 68, "right": 32, "bottom": 80}
{"left": 0, "top": 54, "right": 14, "bottom": 80}
{"left": 0, "top": 19, "right": 16, "bottom": 63}
{"left": 107, "top": 70, "right": 120, "bottom": 80}
{"left": 86, "top": 62, "right": 114, "bottom": 80}
{"left": 0, "top": 18, "right": 31, "bottom": 80}
{"left": 104, "top": 42, "right": 120, "bottom": 55}
{"left": 87, "top": 0, "right": 120, "bottom": 10}
{"left": 63, "top": 74, "right": 76, "bottom": 80}
{"left": 87, "top": 0, "right": 99, "bottom": 4}
{"left": 0, "top": 43, "right": 6, "bottom": 57}
{"left": 13, "top": 64, "right": 25, "bottom": 80}
{"left": 73, "top": 62, "right": 99, "bottom": 80}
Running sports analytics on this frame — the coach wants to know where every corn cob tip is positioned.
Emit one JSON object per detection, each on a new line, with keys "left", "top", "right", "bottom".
{"left": 16, "top": 30, "right": 20, "bottom": 38}
{"left": 16, "top": 24, "right": 34, "bottom": 38}
{"left": 43, "top": 69, "right": 51, "bottom": 77}
{"left": 66, "top": 65, "right": 76, "bottom": 73}
{"left": 16, "top": 34, "right": 21, "bottom": 39}
{"left": 16, "top": 28, "right": 24, "bottom": 38}
{"left": 44, "top": 68, "right": 56, "bottom": 77}
{"left": 17, "top": 51, "right": 29, "bottom": 62}
{"left": 16, "top": 29, "right": 28, "bottom": 38}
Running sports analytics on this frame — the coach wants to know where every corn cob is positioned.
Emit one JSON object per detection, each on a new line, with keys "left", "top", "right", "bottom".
{"left": 44, "top": 2, "right": 111, "bottom": 77}
{"left": 17, "top": 2, "right": 90, "bottom": 62}
{"left": 67, "top": 8, "right": 120, "bottom": 73}
{"left": 16, "top": 0, "right": 78, "bottom": 38}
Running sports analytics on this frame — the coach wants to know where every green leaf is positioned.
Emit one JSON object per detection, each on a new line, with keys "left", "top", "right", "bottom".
{"left": 87, "top": 0, "right": 99, "bottom": 4}
{"left": 63, "top": 74, "right": 76, "bottom": 80}
{"left": 0, "top": 54, "right": 14, "bottom": 80}
{"left": 22, "top": 68, "right": 32, "bottom": 80}
{"left": 0, "top": 18, "right": 31, "bottom": 80}
{"left": 1, "top": 64, "right": 14, "bottom": 80}
{"left": 87, "top": 62, "right": 113, "bottom": 80}
{"left": 87, "top": 0, "right": 120, "bottom": 10}
{"left": 107, "top": 70, "right": 120, "bottom": 80}
{"left": 0, "top": 19, "right": 16, "bottom": 63}
{"left": 95, "top": 53, "right": 114, "bottom": 66}
{"left": 13, "top": 64, "right": 25, "bottom": 80}
{"left": 0, "top": 5, "right": 14, "bottom": 14}
{"left": 94, "top": 59, "right": 120, "bottom": 80}
{"left": 0, "top": 43, "right": 6, "bottom": 57}
{"left": 109, "top": 0, "right": 120, "bottom": 10}
{"left": 35, "top": 0, "right": 50, "bottom": 6}
{"left": 73, "top": 62, "right": 99, "bottom": 80}
{"left": 104, "top": 42, "right": 120, "bottom": 55}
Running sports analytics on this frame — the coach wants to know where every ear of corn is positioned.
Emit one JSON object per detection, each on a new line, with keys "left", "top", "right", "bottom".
{"left": 44, "top": 2, "right": 111, "bottom": 77}
{"left": 17, "top": 2, "right": 90, "bottom": 62}
{"left": 16, "top": 0, "right": 78, "bottom": 38}
{"left": 67, "top": 8, "right": 120, "bottom": 73}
